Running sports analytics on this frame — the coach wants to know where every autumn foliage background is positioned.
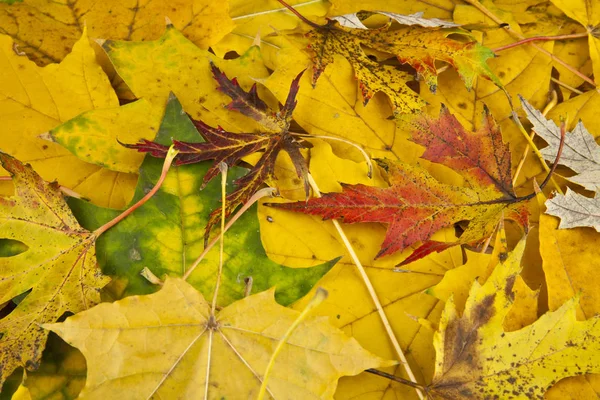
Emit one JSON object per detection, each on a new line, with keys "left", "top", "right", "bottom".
{"left": 1, "top": 0, "right": 600, "bottom": 399}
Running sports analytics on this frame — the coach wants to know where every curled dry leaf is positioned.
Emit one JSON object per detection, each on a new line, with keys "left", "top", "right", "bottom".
{"left": 0, "top": 153, "right": 109, "bottom": 389}
{"left": 45, "top": 278, "right": 392, "bottom": 399}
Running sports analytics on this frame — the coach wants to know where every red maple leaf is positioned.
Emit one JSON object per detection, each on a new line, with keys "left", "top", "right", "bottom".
{"left": 124, "top": 63, "right": 309, "bottom": 243}
{"left": 269, "top": 108, "right": 531, "bottom": 264}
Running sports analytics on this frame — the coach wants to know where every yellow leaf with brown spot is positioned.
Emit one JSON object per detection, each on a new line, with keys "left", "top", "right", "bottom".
{"left": 0, "top": 0, "right": 233, "bottom": 66}
{"left": 45, "top": 278, "right": 391, "bottom": 399}
{"left": 428, "top": 241, "right": 600, "bottom": 399}
{"left": 0, "top": 30, "right": 138, "bottom": 208}
{"left": 0, "top": 153, "right": 109, "bottom": 390}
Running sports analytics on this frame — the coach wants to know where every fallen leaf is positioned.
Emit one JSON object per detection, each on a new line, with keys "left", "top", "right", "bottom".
{"left": 70, "top": 94, "right": 332, "bottom": 306}
{"left": 0, "top": 153, "right": 109, "bottom": 389}
{"left": 419, "top": 1, "right": 557, "bottom": 188}
{"left": 102, "top": 26, "right": 271, "bottom": 134}
{"left": 270, "top": 107, "right": 529, "bottom": 261}
{"left": 126, "top": 63, "right": 310, "bottom": 240}
{"left": 47, "top": 99, "right": 161, "bottom": 174}
{"left": 545, "top": 190, "right": 600, "bottom": 231}
{"left": 521, "top": 96, "right": 600, "bottom": 192}
{"left": 304, "top": 12, "right": 501, "bottom": 114}
{"left": 45, "top": 278, "right": 391, "bottom": 399}
{"left": 428, "top": 241, "right": 600, "bottom": 399}
{"left": 0, "top": 0, "right": 233, "bottom": 66}
{"left": 212, "top": 0, "right": 330, "bottom": 67}
{"left": 0, "top": 30, "right": 139, "bottom": 208}
{"left": 332, "top": 10, "right": 459, "bottom": 29}
{"left": 550, "top": 0, "right": 600, "bottom": 84}
{"left": 539, "top": 190, "right": 600, "bottom": 400}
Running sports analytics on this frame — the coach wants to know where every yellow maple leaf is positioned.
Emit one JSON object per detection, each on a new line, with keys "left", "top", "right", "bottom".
{"left": 212, "top": 0, "right": 330, "bottom": 67}
{"left": 550, "top": 0, "right": 600, "bottom": 85}
{"left": 0, "top": 30, "right": 137, "bottom": 208}
{"left": 0, "top": 0, "right": 233, "bottom": 66}
{"left": 539, "top": 191, "right": 600, "bottom": 397}
{"left": 45, "top": 277, "right": 391, "bottom": 399}
{"left": 0, "top": 153, "right": 110, "bottom": 389}
{"left": 427, "top": 241, "right": 600, "bottom": 399}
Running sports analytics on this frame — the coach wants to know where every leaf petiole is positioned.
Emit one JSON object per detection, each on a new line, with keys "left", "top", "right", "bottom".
{"left": 92, "top": 146, "right": 179, "bottom": 237}
{"left": 275, "top": 0, "right": 325, "bottom": 29}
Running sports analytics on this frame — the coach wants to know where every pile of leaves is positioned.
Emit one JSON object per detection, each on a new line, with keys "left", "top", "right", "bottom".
{"left": 1, "top": 0, "right": 600, "bottom": 398}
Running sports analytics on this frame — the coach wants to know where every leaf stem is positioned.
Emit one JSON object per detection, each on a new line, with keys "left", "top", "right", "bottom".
{"left": 307, "top": 173, "right": 425, "bottom": 400}
{"left": 492, "top": 32, "right": 588, "bottom": 52}
{"left": 93, "top": 146, "right": 179, "bottom": 237}
{"left": 551, "top": 77, "right": 583, "bottom": 95}
{"left": 510, "top": 112, "right": 563, "bottom": 194}
{"left": 463, "top": 0, "right": 596, "bottom": 87}
{"left": 365, "top": 368, "right": 428, "bottom": 391}
{"left": 211, "top": 162, "right": 228, "bottom": 313}
{"left": 257, "top": 288, "right": 328, "bottom": 400}
{"left": 182, "top": 187, "right": 277, "bottom": 281}
{"left": 291, "top": 132, "right": 373, "bottom": 178}
{"left": 275, "top": 0, "right": 325, "bottom": 29}
{"left": 511, "top": 91, "right": 557, "bottom": 186}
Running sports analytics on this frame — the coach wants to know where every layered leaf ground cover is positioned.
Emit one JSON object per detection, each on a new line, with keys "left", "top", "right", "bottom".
{"left": 1, "top": 0, "right": 600, "bottom": 399}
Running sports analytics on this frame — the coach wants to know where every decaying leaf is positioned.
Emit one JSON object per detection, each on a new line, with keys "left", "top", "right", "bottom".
{"left": 71, "top": 94, "right": 333, "bottom": 306}
{"left": 521, "top": 96, "right": 600, "bottom": 192}
{"left": 126, "top": 63, "right": 310, "bottom": 240}
{"left": 45, "top": 278, "right": 391, "bottom": 399}
{"left": 428, "top": 241, "right": 600, "bottom": 399}
{"left": 545, "top": 189, "right": 600, "bottom": 231}
{"left": 270, "top": 107, "right": 528, "bottom": 262}
{"left": 0, "top": 153, "right": 109, "bottom": 389}
{"left": 302, "top": 11, "right": 502, "bottom": 115}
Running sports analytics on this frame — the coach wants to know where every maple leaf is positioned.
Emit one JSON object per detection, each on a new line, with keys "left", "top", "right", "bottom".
{"left": 545, "top": 189, "right": 600, "bottom": 232}
{"left": 270, "top": 107, "right": 529, "bottom": 263}
{"left": 0, "top": 30, "right": 140, "bottom": 208}
{"left": 0, "top": 0, "right": 233, "bottom": 66}
{"left": 550, "top": 0, "right": 600, "bottom": 85}
{"left": 45, "top": 278, "right": 391, "bottom": 399}
{"left": 301, "top": 11, "right": 502, "bottom": 116}
{"left": 427, "top": 241, "right": 600, "bottom": 399}
{"left": 0, "top": 153, "right": 110, "bottom": 390}
{"left": 74, "top": 94, "right": 333, "bottom": 306}
{"left": 125, "top": 64, "right": 310, "bottom": 242}
{"left": 521, "top": 96, "right": 600, "bottom": 192}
